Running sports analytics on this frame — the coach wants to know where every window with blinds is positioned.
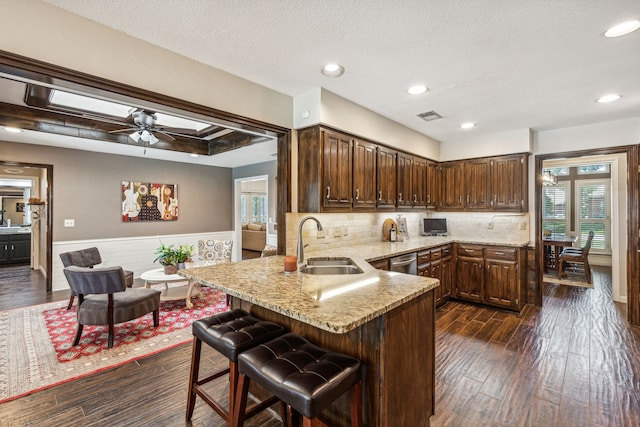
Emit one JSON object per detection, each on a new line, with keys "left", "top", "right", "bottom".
{"left": 542, "top": 182, "right": 569, "bottom": 234}
{"left": 576, "top": 180, "right": 610, "bottom": 253}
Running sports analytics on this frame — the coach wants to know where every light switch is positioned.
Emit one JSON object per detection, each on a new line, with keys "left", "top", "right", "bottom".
{"left": 64, "top": 219, "right": 75, "bottom": 227}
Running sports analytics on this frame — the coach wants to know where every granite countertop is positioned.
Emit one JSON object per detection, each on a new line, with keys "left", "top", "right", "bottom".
{"left": 179, "top": 235, "right": 528, "bottom": 335}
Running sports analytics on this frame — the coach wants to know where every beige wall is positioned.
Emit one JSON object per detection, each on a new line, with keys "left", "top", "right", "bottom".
{"left": 1, "top": 140, "right": 233, "bottom": 242}
{"left": 0, "top": 0, "right": 293, "bottom": 129}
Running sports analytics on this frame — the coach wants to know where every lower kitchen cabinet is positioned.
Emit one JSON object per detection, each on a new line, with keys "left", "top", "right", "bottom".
{"left": 418, "top": 244, "right": 453, "bottom": 307}
{"left": 368, "top": 257, "right": 389, "bottom": 271}
{"left": 0, "top": 234, "right": 31, "bottom": 265}
{"left": 454, "top": 243, "right": 525, "bottom": 311}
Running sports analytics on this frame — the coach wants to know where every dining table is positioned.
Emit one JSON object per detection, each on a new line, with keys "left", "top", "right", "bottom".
{"left": 543, "top": 233, "right": 579, "bottom": 272}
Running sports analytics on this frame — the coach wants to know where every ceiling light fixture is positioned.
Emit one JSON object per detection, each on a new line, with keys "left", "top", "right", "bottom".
{"left": 129, "top": 129, "right": 159, "bottom": 145}
{"left": 596, "top": 94, "right": 622, "bottom": 103}
{"left": 460, "top": 122, "right": 476, "bottom": 129}
{"left": 4, "top": 127, "right": 23, "bottom": 133}
{"left": 408, "top": 85, "right": 428, "bottom": 95}
{"left": 604, "top": 19, "right": 640, "bottom": 37}
{"left": 321, "top": 63, "right": 345, "bottom": 78}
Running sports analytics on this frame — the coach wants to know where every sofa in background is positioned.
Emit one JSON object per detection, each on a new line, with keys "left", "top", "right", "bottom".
{"left": 242, "top": 222, "right": 266, "bottom": 251}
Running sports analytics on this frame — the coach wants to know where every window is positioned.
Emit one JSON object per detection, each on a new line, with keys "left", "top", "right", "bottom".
{"left": 545, "top": 167, "right": 570, "bottom": 176}
{"left": 575, "top": 180, "right": 610, "bottom": 253}
{"left": 240, "top": 194, "right": 267, "bottom": 224}
{"left": 542, "top": 182, "right": 569, "bottom": 234}
{"left": 577, "top": 164, "right": 610, "bottom": 175}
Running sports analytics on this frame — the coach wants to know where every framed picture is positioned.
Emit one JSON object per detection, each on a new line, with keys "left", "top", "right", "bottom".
{"left": 122, "top": 181, "right": 178, "bottom": 222}
{"left": 16, "top": 202, "right": 24, "bottom": 213}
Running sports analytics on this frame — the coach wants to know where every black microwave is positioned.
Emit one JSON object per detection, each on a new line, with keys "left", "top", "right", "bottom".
{"left": 422, "top": 218, "right": 447, "bottom": 236}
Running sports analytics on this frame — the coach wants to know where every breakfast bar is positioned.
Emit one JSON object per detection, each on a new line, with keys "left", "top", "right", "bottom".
{"left": 180, "top": 254, "right": 439, "bottom": 426}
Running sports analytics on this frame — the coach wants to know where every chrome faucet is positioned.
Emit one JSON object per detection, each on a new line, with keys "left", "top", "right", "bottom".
{"left": 297, "top": 216, "right": 323, "bottom": 264}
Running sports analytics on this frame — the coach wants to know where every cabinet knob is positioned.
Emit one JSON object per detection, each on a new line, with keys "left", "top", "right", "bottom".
{"left": 467, "top": 195, "right": 470, "bottom": 204}
{"left": 326, "top": 186, "right": 331, "bottom": 199}
{"left": 459, "top": 195, "right": 462, "bottom": 204}
{"left": 398, "top": 193, "right": 403, "bottom": 202}
{"left": 427, "top": 194, "right": 430, "bottom": 203}
{"left": 413, "top": 194, "right": 418, "bottom": 203}
{"left": 378, "top": 190, "right": 383, "bottom": 201}
{"left": 355, "top": 189, "right": 360, "bottom": 200}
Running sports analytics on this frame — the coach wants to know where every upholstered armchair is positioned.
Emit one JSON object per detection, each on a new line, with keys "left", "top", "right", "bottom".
{"left": 60, "top": 247, "right": 134, "bottom": 310}
{"left": 189, "top": 240, "right": 233, "bottom": 266}
{"left": 63, "top": 266, "right": 161, "bottom": 348}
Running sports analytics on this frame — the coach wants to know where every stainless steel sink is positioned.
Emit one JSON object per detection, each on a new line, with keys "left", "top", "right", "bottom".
{"left": 299, "top": 264, "right": 364, "bottom": 275}
{"left": 305, "top": 257, "right": 358, "bottom": 266}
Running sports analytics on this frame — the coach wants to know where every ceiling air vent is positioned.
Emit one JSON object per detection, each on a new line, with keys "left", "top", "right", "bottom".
{"left": 416, "top": 111, "right": 442, "bottom": 122}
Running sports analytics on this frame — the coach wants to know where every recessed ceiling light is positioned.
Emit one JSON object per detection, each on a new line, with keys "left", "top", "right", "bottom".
{"left": 4, "top": 127, "right": 23, "bottom": 133}
{"left": 408, "top": 85, "right": 428, "bottom": 95}
{"left": 604, "top": 20, "right": 640, "bottom": 37}
{"left": 321, "top": 63, "right": 345, "bottom": 78}
{"left": 460, "top": 122, "right": 476, "bottom": 129}
{"left": 596, "top": 94, "right": 622, "bottom": 103}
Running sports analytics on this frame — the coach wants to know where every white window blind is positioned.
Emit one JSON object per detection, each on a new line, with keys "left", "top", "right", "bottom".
{"left": 576, "top": 180, "right": 610, "bottom": 253}
{"left": 542, "top": 182, "right": 569, "bottom": 234}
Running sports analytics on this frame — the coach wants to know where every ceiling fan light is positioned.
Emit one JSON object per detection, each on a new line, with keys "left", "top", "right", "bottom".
{"left": 129, "top": 131, "right": 141, "bottom": 143}
{"left": 148, "top": 133, "right": 159, "bottom": 145}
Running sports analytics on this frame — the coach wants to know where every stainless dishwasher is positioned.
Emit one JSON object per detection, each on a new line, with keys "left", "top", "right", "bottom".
{"left": 389, "top": 253, "right": 417, "bottom": 275}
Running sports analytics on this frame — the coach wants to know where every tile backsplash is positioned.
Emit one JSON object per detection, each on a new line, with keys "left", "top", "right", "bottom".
{"left": 286, "top": 211, "right": 529, "bottom": 256}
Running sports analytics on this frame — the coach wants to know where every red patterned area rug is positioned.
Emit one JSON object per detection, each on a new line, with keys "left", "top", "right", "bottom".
{"left": 43, "top": 286, "right": 227, "bottom": 362}
{"left": 0, "top": 286, "right": 227, "bottom": 404}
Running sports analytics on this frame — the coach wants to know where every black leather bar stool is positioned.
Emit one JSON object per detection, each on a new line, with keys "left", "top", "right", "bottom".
{"left": 186, "top": 309, "right": 286, "bottom": 424}
{"left": 232, "top": 333, "right": 363, "bottom": 427}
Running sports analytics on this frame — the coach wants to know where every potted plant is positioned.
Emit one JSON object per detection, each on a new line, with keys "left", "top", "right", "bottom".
{"left": 153, "top": 242, "right": 179, "bottom": 274}
{"left": 175, "top": 243, "right": 194, "bottom": 270}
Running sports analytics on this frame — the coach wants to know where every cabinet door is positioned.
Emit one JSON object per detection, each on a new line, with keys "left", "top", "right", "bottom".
{"left": 353, "top": 139, "right": 377, "bottom": 209}
{"left": 0, "top": 236, "right": 9, "bottom": 265}
{"left": 412, "top": 156, "right": 427, "bottom": 208}
{"left": 10, "top": 237, "right": 31, "bottom": 263}
{"left": 369, "top": 258, "right": 389, "bottom": 271}
{"left": 465, "top": 158, "right": 491, "bottom": 210}
{"left": 440, "top": 254, "right": 453, "bottom": 303}
{"left": 429, "top": 259, "right": 443, "bottom": 305}
{"left": 396, "top": 152, "right": 413, "bottom": 208}
{"left": 441, "top": 161, "right": 465, "bottom": 209}
{"left": 484, "top": 259, "right": 518, "bottom": 308}
{"left": 456, "top": 256, "right": 483, "bottom": 302}
{"left": 322, "top": 130, "right": 353, "bottom": 209}
{"left": 426, "top": 160, "right": 441, "bottom": 209}
{"left": 376, "top": 146, "right": 397, "bottom": 209}
{"left": 491, "top": 154, "right": 527, "bottom": 211}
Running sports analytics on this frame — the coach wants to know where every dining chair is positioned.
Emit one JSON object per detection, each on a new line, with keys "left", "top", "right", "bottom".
{"left": 558, "top": 231, "right": 595, "bottom": 283}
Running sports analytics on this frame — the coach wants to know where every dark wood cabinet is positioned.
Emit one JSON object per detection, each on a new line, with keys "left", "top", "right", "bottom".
{"left": 418, "top": 244, "right": 453, "bottom": 307}
{"left": 368, "top": 257, "right": 389, "bottom": 271}
{"left": 491, "top": 154, "right": 527, "bottom": 212}
{"left": 0, "top": 233, "right": 31, "bottom": 265}
{"left": 396, "top": 152, "right": 413, "bottom": 208}
{"left": 426, "top": 160, "right": 441, "bottom": 209}
{"left": 323, "top": 129, "right": 353, "bottom": 209}
{"left": 454, "top": 244, "right": 525, "bottom": 311}
{"left": 412, "top": 156, "right": 427, "bottom": 208}
{"left": 441, "top": 161, "right": 465, "bottom": 209}
{"left": 464, "top": 158, "right": 491, "bottom": 210}
{"left": 376, "top": 146, "right": 397, "bottom": 209}
{"left": 353, "top": 138, "right": 377, "bottom": 209}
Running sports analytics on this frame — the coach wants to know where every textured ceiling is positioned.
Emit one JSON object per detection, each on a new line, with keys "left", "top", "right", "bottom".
{"left": 38, "top": 0, "right": 640, "bottom": 143}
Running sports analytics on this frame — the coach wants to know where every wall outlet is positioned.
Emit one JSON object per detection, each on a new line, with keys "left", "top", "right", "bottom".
{"left": 317, "top": 229, "right": 325, "bottom": 238}
{"left": 487, "top": 221, "right": 493, "bottom": 229}
{"left": 342, "top": 224, "right": 348, "bottom": 236}
{"left": 64, "top": 219, "right": 75, "bottom": 227}
{"left": 519, "top": 222, "right": 527, "bottom": 230}
{"left": 333, "top": 225, "right": 342, "bottom": 237}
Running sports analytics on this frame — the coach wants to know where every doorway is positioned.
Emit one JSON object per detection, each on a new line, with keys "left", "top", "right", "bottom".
{"left": 234, "top": 175, "right": 270, "bottom": 261}
{"left": 0, "top": 161, "right": 53, "bottom": 293}
{"left": 535, "top": 147, "right": 637, "bottom": 324}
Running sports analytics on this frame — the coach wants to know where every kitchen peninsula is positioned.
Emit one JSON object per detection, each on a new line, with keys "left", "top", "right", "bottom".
{"left": 180, "top": 251, "right": 440, "bottom": 426}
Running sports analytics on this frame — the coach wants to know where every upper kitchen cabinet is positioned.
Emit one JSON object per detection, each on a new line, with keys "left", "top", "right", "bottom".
{"left": 396, "top": 152, "right": 414, "bottom": 208}
{"left": 353, "top": 138, "right": 378, "bottom": 209}
{"left": 426, "top": 160, "right": 441, "bottom": 209}
{"left": 491, "top": 154, "right": 528, "bottom": 212}
{"left": 464, "top": 158, "right": 491, "bottom": 210}
{"left": 441, "top": 161, "right": 465, "bottom": 209}
{"left": 298, "top": 126, "right": 352, "bottom": 212}
{"left": 376, "top": 145, "right": 397, "bottom": 209}
{"left": 412, "top": 156, "right": 427, "bottom": 208}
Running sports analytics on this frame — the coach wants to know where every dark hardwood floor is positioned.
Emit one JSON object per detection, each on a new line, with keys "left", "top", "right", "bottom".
{"left": 1, "top": 266, "right": 638, "bottom": 426}
{"left": 0, "top": 264, "right": 68, "bottom": 311}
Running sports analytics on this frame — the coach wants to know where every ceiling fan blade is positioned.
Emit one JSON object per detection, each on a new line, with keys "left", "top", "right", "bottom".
{"left": 155, "top": 131, "right": 175, "bottom": 141}
{"left": 154, "top": 126, "right": 199, "bottom": 136}
{"left": 108, "top": 128, "right": 136, "bottom": 134}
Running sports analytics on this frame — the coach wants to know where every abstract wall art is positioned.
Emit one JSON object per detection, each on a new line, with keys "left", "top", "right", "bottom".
{"left": 122, "top": 181, "right": 178, "bottom": 222}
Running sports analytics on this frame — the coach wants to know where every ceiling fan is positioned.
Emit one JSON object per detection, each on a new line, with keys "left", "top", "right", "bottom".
{"left": 109, "top": 110, "right": 194, "bottom": 145}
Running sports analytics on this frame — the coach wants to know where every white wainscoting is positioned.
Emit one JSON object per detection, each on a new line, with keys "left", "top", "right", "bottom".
{"left": 52, "top": 231, "right": 233, "bottom": 291}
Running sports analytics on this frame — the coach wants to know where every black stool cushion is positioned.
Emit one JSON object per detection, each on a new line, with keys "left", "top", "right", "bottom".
{"left": 192, "top": 309, "right": 285, "bottom": 361}
{"left": 238, "top": 333, "right": 362, "bottom": 419}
